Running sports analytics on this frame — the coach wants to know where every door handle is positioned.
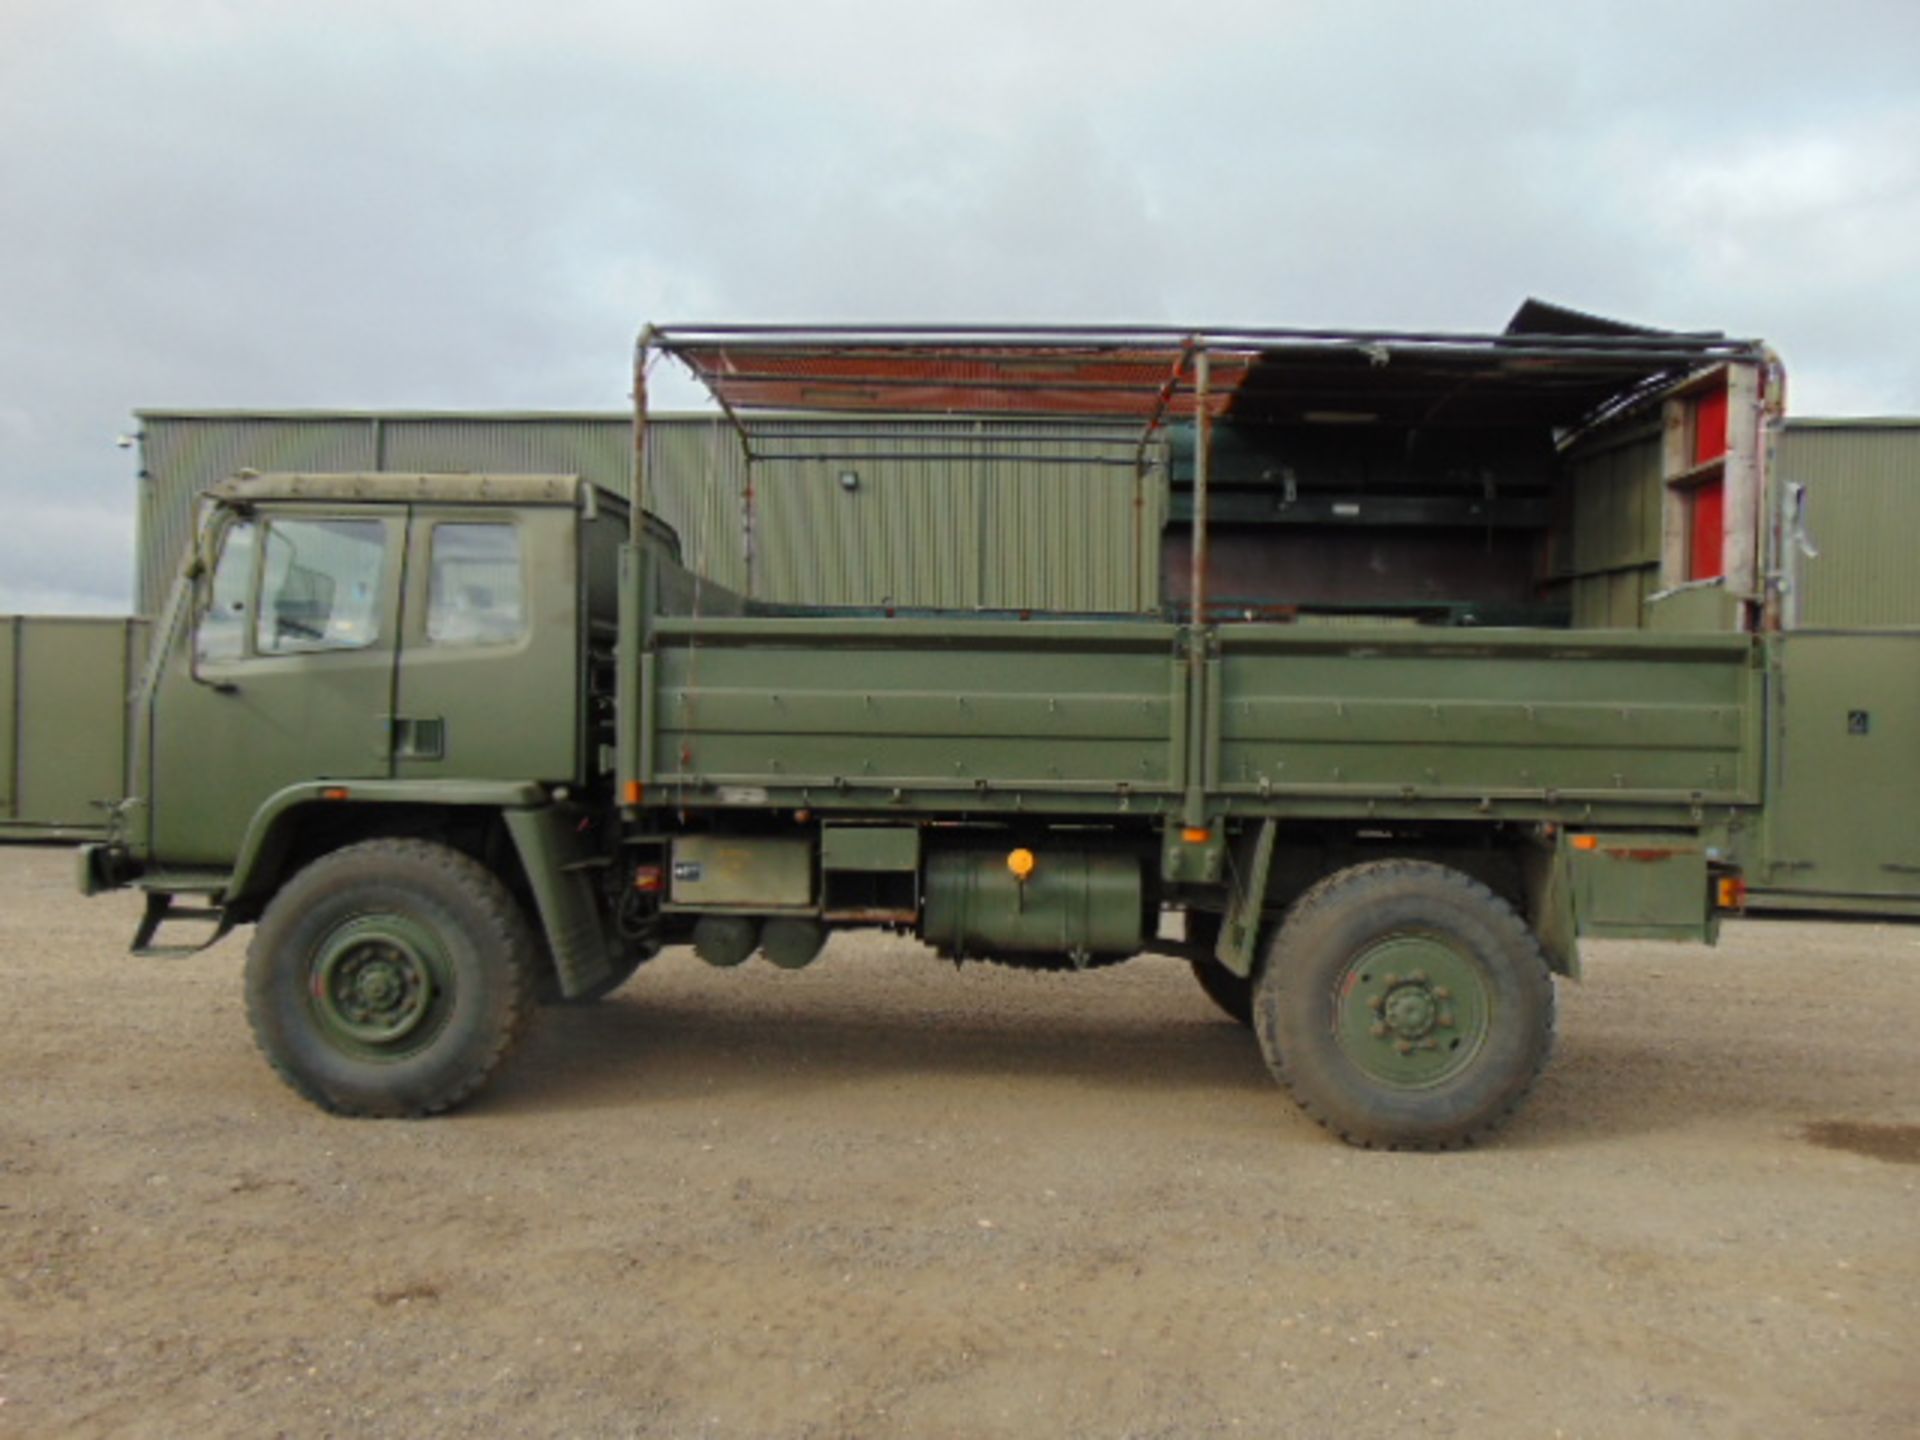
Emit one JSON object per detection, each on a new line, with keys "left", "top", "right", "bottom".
{"left": 393, "top": 716, "right": 447, "bottom": 761}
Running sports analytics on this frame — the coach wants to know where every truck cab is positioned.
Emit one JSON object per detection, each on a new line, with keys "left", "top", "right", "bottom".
{"left": 93, "top": 472, "right": 655, "bottom": 904}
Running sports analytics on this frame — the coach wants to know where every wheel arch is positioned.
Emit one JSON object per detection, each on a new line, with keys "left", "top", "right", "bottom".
{"left": 1221, "top": 824, "right": 1581, "bottom": 982}
{"left": 223, "top": 781, "right": 618, "bottom": 1000}
{"left": 224, "top": 780, "right": 549, "bottom": 913}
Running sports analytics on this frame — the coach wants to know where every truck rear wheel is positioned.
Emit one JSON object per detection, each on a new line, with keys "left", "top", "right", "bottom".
{"left": 244, "top": 839, "right": 536, "bottom": 1117}
{"left": 1253, "top": 860, "right": 1554, "bottom": 1150}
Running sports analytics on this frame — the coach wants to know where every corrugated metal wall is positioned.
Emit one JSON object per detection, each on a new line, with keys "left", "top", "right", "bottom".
{"left": 1781, "top": 421, "right": 1920, "bottom": 629}
{"left": 746, "top": 420, "right": 1156, "bottom": 611}
{"left": 135, "top": 412, "right": 1156, "bottom": 616}
{"left": 137, "top": 416, "right": 381, "bottom": 616}
{"left": 1560, "top": 424, "right": 1665, "bottom": 628}
{"left": 135, "top": 411, "right": 1920, "bottom": 625}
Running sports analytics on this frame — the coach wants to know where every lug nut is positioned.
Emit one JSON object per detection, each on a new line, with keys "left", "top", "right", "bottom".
{"left": 1383, "top": 973, "right": 1400, "bottom": 987}
{"left": 1434, "top": 986, "right": 1451, "bottom": 1000}
{"left": 1370, "top": 1022, "right": 1388, "bottom": 1039}
{"left": 1410, "top": 970, "right": 1428, "bottom": 984}
{"left": 1438, "top": 1010, "right": 1455, "bottom": 1029}
{"left": 1396, "top": 1040, "right": 1414, "bottom": 1055}
{"left": 1368, "top": 994, "right": 1386, "bottom": 1012}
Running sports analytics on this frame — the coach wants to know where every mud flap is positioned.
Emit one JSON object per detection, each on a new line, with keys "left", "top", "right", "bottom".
{"left": 502, "top": 806, "right": 615, "bottom": 998}
{"left": 1521, "top": 833, "right": 1582, "bottom": 980}
{"left": 1216, "top": 818, "right": 1278, "bottom": 978}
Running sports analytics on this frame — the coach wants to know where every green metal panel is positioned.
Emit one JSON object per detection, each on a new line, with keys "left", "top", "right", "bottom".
{"left": 1758, "top": 632, "right": 1920, "bottom": 901}
{"left": 3, "top": 617, "right": 145, "bottom": 836}
{"left": 1568, "top": 832, "right": 1711, "bottom": 941}
{"left": 650, "top": 617, "right": 1184, "bottom": 800}
{"left": 1562, "top": 426, "right": 1663, "bottom": 629}
{"left": 639, "top": 607, "right": 1760, "bottom": 828}
{"left": 821, "top": 824, "right": 920, "bottom": 872}
{"left": 1782, "top": 421, "right": 1920, "bottom": 629}
{"left": 648, "top": 417, "right": 750, "bottom": 592}
{"left": 1214, "top": 626, "right": 1756, "bottom": 805}
{"left": 748, "top": 419, "right": 1152, "bottom": 611}
{"left": 0, "top": 618, "right": 15, "bottom": 814}
{"left": 669, "top": 834, "right": 813, "bottom": 908}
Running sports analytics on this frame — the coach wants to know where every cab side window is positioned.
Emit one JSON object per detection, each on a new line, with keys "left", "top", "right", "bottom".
{"left": 256, "top": 518, "right": 387, "bottom": 655}
{"left": 195, "top": 518, "right": 256, "bottom": 664}
{"left": 426, "top": 523, "right": 525, "bottom": 647}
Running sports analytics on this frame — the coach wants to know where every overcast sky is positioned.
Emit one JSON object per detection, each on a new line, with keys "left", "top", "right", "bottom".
{"left": 2, "top": 0, "right": 1915, "bottom": 612}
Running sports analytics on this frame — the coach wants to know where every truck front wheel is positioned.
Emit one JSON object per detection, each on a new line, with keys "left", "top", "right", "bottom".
{"left": 1253, "top": 860, "right": 1554, "bottom": 1149}
{"left": 244, "top": 839, "right": 537, "bottom": 1117}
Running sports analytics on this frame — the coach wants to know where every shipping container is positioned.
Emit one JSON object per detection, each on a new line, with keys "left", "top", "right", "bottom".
{"left": 0, "top": 616, "right": 147, "bottom": 840}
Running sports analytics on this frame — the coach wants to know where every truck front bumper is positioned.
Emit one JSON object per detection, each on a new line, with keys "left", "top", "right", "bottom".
{"left": 76, "top": 843, "right": 137, "bottom": 898}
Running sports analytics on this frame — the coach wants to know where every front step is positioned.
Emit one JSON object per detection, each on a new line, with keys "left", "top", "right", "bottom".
{"left": 131, "top": 891, "right": 236, "bottom": 958}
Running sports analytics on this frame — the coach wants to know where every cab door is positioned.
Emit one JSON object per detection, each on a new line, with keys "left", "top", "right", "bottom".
{"left": 148, "top": 507, "right": 405, "bottom": 867}
{"left": 390, "top": 506, "right": 578, "bottom": 783}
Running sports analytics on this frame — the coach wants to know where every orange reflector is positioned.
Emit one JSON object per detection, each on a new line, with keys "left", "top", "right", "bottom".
{"left": 1569, "top": 834, "right": 1598, "bottom": 851}
{"left": 320, "top": 786, "right": 351, "bottom": 801}
{"left": 632, "top": 865, "right": 663, "bottom": 894}
{"left": 1182, "top": 827, "right": 1212, "bottom": 845}
{"left": 1716, "top": 875, "right": 1747, "bottom": 909}
{"left": 1007, "top": 847, "right": 1037, "bottom": 881}
{"left": 622, "top": 780, "right": 645, "bottom": 806}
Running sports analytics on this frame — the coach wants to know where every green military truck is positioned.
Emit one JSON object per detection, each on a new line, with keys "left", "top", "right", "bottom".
{"left": 80, "top": 313, "right": 1862, "bottom": 1148}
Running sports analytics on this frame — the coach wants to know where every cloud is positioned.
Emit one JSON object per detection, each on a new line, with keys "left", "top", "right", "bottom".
{"left": 1, "top": 0, "right": 1916, "bottom": 611}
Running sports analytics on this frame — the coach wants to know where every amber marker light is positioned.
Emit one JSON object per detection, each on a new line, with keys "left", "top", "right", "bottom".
{"left": 1007, "top": 848, "right": 1037, "bottom": 881}
{"left": 320, "top": 787, "right": 351, "bottom": 801}
{"left": 1182, "top": 827, "right": 1212, "bottom": 845}
{"left": 622, "top": 780, "right": 645, "bottom": 806}
{"left": 1570, "top": 834, "right": 1599, "bottom": 851}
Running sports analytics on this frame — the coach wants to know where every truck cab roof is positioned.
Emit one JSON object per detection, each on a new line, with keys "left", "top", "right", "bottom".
{"left": 209, "top": 471, "right": 605, "bottom": 508}
{"left": 205, "top": 471, "right": 682, "bottom": 556}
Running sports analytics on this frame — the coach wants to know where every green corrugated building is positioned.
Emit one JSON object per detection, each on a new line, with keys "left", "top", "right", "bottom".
{"left": 129, "top": 410, "right": 1918, "bottom": 627}
{"left": 4, "top": 407, "right": 1911, "bottom": 844}
{"left": 132, "top": 410, "right": 1161, "bottom": 618}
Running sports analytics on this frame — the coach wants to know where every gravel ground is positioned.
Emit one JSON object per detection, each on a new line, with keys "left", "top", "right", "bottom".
{"left": 2, "top": 843, "right": 1916, "bottom": 1439}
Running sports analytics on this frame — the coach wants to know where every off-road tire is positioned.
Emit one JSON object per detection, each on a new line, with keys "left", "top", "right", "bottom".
{"left": 245, "top": 838, "right": 537, "bottom": 1117}
{"left": 1185, "top": 912, "right": 1254, "bottom": 1028}
{"left": 1253, "top": 859, "right": 1555, "bottom": 1150}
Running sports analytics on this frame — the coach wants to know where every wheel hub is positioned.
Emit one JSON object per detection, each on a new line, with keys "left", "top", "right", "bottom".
{"left": 1336, "top": 934, "right": 1489, "bottom": 1088}
{"left": 1383, "top": 983, "right": 1438, "bottom": 1037}
{"left": 311, "top": 921, "right": 443, "bottom": 1049}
